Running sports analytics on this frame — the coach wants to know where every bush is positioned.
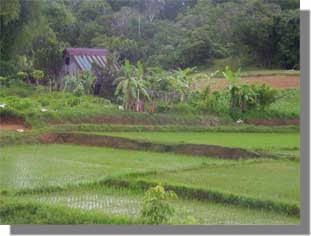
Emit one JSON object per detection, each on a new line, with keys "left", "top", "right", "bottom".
{"left": 156, "top": 102, "right": 171, "bottom": 113}
{"left": 170, "top": 103, "right": 196, "bottom": 115}
{"left": 0, "top": 60, "right": 18, "bottom": 77}
{"left": 141, "top": 185, "right": 177, "bottom": 225}
{"left": 254, "top": 84, "right": 279, "bottom": 110}
{"left": 63, "top": 71, "right": 96, "bottom": 97}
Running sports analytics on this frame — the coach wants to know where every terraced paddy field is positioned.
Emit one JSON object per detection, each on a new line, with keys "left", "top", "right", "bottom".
{"left": 15, "top": 187, "right": 299, "bottom": 225}
{"left": 81, "top": 131, "right": 300, "bottom": 155}
{"left": 0, "top": 144, "right": 229, "bottom": 191}
{"left": 0, "top": 128, "right": 300, "bottom": 225}
{"left": 127, "top": 160, "right": 300, "bottom": 204}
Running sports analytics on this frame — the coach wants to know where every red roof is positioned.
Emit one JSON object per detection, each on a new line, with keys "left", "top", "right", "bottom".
{"left": 64, "top": 48, "right": 109, "bottom": 57}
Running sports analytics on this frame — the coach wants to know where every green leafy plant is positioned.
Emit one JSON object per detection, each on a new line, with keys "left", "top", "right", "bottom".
{"left": 63, "top": 72, "right": 96, "bottom": 97}
{"left": 114, "top": 60, "right": 150, "bottom": 111}
{"left": 31, "top": 70, "right": 44, "bottom": 86}
{"left": 141, "top": 185, "right": 177, "bottom": 225}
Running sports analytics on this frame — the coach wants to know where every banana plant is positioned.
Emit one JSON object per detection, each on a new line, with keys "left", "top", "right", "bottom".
{"left": 170, "top": 67, "right": 196, "bottom": 103}
{"left": 222, "top": 66, "right": 242, "bottom": 112}
{"left": 114, "top": 60, "right": 150, "bottom": 110}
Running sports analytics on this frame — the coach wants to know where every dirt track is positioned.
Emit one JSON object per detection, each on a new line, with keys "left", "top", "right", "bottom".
{"left": 206, "top": 75, "right": 300, "bottom": 90}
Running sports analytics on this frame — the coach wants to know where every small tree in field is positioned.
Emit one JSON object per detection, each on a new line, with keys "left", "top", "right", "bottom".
{"left": 141, "top": 185, "right": 177, "bottom": 225}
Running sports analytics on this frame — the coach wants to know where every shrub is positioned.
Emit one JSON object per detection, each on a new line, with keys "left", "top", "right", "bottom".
{"left": 63, "top": 72, "right": 96, "bottom": 97}
{"left": 254, "top": 84, "right": 279, "bottom": 110}
{"left": 0, "top": 76, "right": 9, "bottom": 87}
{"left": 156, "top": 102, "right": 170, "bottom": 113}
{"left": 170, "top": 103, "right": 196, "bottom": 115}
{"left": 140, "top": 185, "right": 177, "bottom": 225}
{"left": 223, "top": 66, "right": 279, "bottom": 114}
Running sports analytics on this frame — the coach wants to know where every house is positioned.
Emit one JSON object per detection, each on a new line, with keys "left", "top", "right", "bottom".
{"left": 60, "top": 48, "right": 114, "bottom": 93}
{"left": 62, "top": 48, "right": 109, "bottom": 77}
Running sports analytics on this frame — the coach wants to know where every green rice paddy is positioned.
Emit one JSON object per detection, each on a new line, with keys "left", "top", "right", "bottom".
{"left": 0, "top": 144, "right": 230, "bottom": 190}
{"left": 0, "top": 128, "right": 300, "bottom": 225}
{"left": 20, "top": 187, "right": 299, "bottom": 225}
{"left": 85, "top": 131, "right": 300, "bottom": 153}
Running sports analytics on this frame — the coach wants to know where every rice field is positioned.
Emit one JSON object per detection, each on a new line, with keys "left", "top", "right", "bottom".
{"left": 0, "top": 144, "right": 230, "bottom": 191}
{"left": 0, "top": 128, "right": 300, "bottom": 225}
{"left": 19, "top": 187, "right": 299, "bottom": 225}
{"left": 86, "top": 132, "right": 300, "bottom": 153}
{"left": 130, "top": 160, "right": 300, "bottom": 204}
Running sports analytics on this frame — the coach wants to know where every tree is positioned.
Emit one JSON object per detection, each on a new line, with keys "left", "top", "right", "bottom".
{"left": 0, "top": 0, "right": 45, "bottom": 61}
{"left": 92, "top": 53, "right": 120, "bottom": 100}
{"left": 34, "top": 33, "right": 65, "bottom": 91}
{"left": 114, "top": 60, "right": 150, "bottom": 111}
{"left": 170, "top": 67, "right": 197, "bottom": 103}
{"left": 141, "top": 185, "right": 177, "bottom": 225}
{"left": 275, "top": 9, "right": 300, "bottom": 69}
{"left": 143, "top": 0, "right": 165, "bottom": 24}
{"left": 0, "top": 0, "right": 20, "bottom": 25}
{"left": 231, "top": 0, "right": 281, "bottom": 67}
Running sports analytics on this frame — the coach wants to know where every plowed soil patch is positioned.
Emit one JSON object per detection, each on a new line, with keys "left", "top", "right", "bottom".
{"left": 206, "top": 76, "right": 300, "bottom": 91}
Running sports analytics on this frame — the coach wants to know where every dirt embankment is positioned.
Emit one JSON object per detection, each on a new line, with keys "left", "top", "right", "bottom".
{"left": 40, "top": 132, "right": 264, "bottom": 160}
{"left": 48, "top": 114, "right": 221, "bottom": 126}
{"left": 246, "top": 118, "right": 299, "bottom": 126}
{"left": 0, "top": 116, "right": 30, "bottom": 131}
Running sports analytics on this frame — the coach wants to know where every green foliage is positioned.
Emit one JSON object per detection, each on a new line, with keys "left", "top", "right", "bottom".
{"left": 0, "top": 0, "right": 21, "bottom": 25}
{"left": 92, "top": 53, "right": 120, "bottom": 100}
{"left": 1, "top": 0, "right": 300, "bottom": 72}
{"left": 0, "top": 60, "right": 18, "bottom": 77}
{"left": 63, "top": 72, "right": 96, "bottom": 97}
{"left": 223, "top": 67, "right": 279, "bottom": 114}
{"left": 31, "top": 70, "right": 44, "bottom": 81}
{"left": 33, "top": 33, "right": 65, "bottom": 84}
{"left": 114, "top": 60, "right": 150, "bottom": 108}
{"left": 155, "top": 102, "right": 170, "bottom": 113}
{"left": 170, "top": 104, "right": 196, "bottom": 115}
{"left": 16, "top": 72, "right": 28, "bottom": 80}
{"left": 141, "top": 185, "right": 177, "bottom": 224}
{"left": 0, "top": 76, "right": 8, "bottom": 87}
{"left": 276, "top": 9, "right": 300, "bottom": 69}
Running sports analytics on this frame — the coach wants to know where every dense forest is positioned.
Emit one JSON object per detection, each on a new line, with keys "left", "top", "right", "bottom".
{"left": 0, "top": 0, "right": 300, "bottom": 79}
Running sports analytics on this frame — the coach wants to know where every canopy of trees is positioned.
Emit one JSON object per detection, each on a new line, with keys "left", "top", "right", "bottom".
{"left": 0, "top": 0, "right": 300, "bottom": 77}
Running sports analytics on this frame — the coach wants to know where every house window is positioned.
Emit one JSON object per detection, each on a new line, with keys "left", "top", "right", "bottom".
{"left": 65, "top": 57, "right": 70, "bottom": 65}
